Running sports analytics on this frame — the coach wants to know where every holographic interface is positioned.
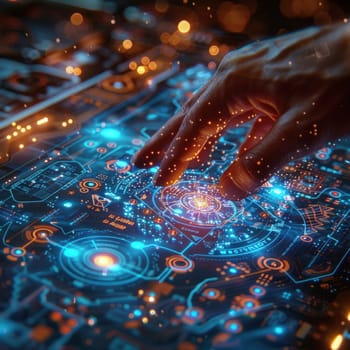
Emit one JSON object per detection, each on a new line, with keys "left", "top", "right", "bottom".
{"left": 0, "top": 2, "right": 350, "bottom": 350}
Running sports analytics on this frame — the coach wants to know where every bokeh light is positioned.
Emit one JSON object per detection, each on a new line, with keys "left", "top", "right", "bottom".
{"left": 178, "top": 20, "right": 191, "bottom": 34}
{"left": 217, "top": 2, "right": 251, "bottom": 33}
{"left": 70, "top": 12, "right": 84, "bottom": 26}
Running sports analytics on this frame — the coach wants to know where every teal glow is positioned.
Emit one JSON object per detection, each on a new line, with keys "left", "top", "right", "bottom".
{"left": 64, "top": 248, "right": 80, "bottom": 258}
{"left": 271, "top": 187, "right": 285, "bottom": 196}
{"left": 274, "top": 326, "right": 284, "bottom": 335}
{"left": 245, "top": 301, "right": 254, "bottom": 308}
{"left": 149, "top": 167, "right": 158, "bottom": 173}
{"left": 13, "top": 248, "right": 24, "bottom": 256}
{"left": 116, "top": 160, "right": 128, "bottom": 168}
{"left": 189, "top": 309, "right": 199, "bottom": 318}
{"left": 134, "top": 309, "right": 142, "bottom": 317}
{"left": 100, "top": 128, "right": 121, "bottom": 139}
{"left": 63, "top": 201, "right": 73, "bottom": 208}
{"left": 229, "top": 322, "right": 239, "bottom": 331}
{"left": 131, "top": 241, "right": 145, "bottom": 249}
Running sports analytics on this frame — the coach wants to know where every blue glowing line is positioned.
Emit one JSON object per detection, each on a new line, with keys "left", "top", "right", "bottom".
{"left": 187, "top": 277, "right": 218, "bottom": 308}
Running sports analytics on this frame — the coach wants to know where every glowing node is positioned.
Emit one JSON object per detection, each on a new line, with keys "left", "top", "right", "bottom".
{"left": 166, "top": 255, "right": 194, "bottom": 273}
{"left": 274, "top": 326, "right": 284, "bottom": 335}
{"left": 133, "top": 309, "right": 142, "bottom": 317}
{"left": 271, "top": 187, "right": 285, "bottom": 196}
{"left": 38, "top": 231, "right": 47, "bottom": 238}
{"left": 182, "top": 307, "right": 204, "bottom": 325}
{"left": 203, "top": 288, "right": 221, "bottom": 300}
{"left": 225, "top": 320, "right": 242, "bottom": 334}
{"left": 131, "top": 241, "right": 145, "bottom": 250}
{"left": 229, "top": 267, "right": 238, "bottom": 274}
{"left": 249, "top": 285, "right": 266, "bottom": 297}
{"left": 158, "top": 181, "right": 240, "bottom": 227}
{"left": 63, "top": 201, "right": 73, "bottom": 208}
{"left": 258, "top": 256, "right": 290, "bottom": 272}
{"left": 11, "top": 247, "right": 25, "bottom": 257}
{"left": 100, "top": 128, "right": 121, "bottom": 139}
{"left": 91, "top": 253, "right": 118, "bottom": 269}
{"left": 26, "top": 225, "right": 57, "bottom": 244}
{"left": 63, "top": 248, "right": 79, "bottom": 258}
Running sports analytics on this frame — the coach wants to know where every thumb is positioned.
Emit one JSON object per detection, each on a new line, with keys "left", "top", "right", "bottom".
{"left": 219, "top": 106, "right": 324, "bottom": 200}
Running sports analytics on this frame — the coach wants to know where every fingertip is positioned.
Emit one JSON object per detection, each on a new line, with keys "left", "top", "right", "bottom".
{"left": 153, "top": 172, "right": 177, "bottom": 186}
{"left": 219, "top": 160, "right": 259, "bottom": 201}
{"left": 219, "top": 176, "right": 249, "bottom": 201}
{"left": 132, "top": 154, "right": 150, "bottom": 168}
{"left": 152, "top": 159, "right": 189, "bottom": 186}
{"left": 132, "top": 148, "right": 162, "bottom": 168}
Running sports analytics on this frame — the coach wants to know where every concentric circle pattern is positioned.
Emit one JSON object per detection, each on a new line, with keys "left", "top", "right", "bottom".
{"left": 156, "top": 181, "right": 241, "bottom": 228}
{"left": 59, "top": 235, "right": 149, "bottom": 286}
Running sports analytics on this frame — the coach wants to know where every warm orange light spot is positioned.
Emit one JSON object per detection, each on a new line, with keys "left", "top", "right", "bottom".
{"left": 73, "top": 67, "right": 82, "bottom": 76}
{"left": 148, "top": 61, "right": 158, "bottom": 71}
{"left": 137, "top": 65, "right": 147, "bottom": 75}
{"left": 160, "top": 32, "right": 170, "bottom": 43}
{"left": 19, "top": 144, "right": 24, "bottom": 149}
{"left": 178, "top": 20, "right": 191, "bottom": 34}
{"left": 217, "top": 2, "right": 251, "bottom": 32}
{"left": 66, "top": 66, "right": 74, "bottom": 74}
{"left": 209, "top": 45, "right": 220, "bottom": 56}
{"left": 141, "top": 56, "right": 150, "bottom": 65}
{"left": 280, "top": 0, "right": 320, "bottom": 18}
{"left": 122, "top": 39, "right": 133, "bottom": 50}
{"left": 70, "top": 12, "right": 84, "bottom": 26}
{"left": 92, "top": 253, "right": 117, "bottom": 268}
{"left": 129, "top": 61, "right": 137, "bottom": 70}
{"left": 155, "top": 0, "right": 169, "bottom": 13}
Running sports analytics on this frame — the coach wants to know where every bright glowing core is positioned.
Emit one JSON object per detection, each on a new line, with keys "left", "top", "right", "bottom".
{"left": 92, "top": 253, "right": 117, "bottom": 268}
{"left": 192, "top": 196, "right": 209, "bottom": 209}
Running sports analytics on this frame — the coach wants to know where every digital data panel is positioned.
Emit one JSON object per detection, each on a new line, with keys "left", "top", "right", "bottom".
{"left": 0, "top": 2, "right": 350, "bottom": 350}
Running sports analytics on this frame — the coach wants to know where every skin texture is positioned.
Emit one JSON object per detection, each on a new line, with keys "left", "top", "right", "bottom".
{"left": 133, "top": 23, "right": 350, "bottom": 200}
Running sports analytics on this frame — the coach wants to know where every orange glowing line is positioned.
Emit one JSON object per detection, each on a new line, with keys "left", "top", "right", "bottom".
{"left": 330, "top": 334, "right": 343, "bottom": 350}
{"left": 37, "top": 117, "right": 49, "bottom": 126}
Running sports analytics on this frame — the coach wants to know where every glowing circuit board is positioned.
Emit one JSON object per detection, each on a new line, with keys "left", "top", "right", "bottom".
{"left": 0, "top": 3, "right": 350, "bottom": 347}
{"left": 1, "top": 61, "right": 350, "bottom": 350}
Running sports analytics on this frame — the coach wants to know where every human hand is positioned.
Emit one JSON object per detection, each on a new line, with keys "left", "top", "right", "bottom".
{"left": 133, "top": 23, "right": 350, "bottom": 200}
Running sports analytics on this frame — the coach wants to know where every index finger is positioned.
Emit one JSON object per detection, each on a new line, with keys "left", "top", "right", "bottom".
{"left": 153, "top": 86, "right": 232, "bottom": 186}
